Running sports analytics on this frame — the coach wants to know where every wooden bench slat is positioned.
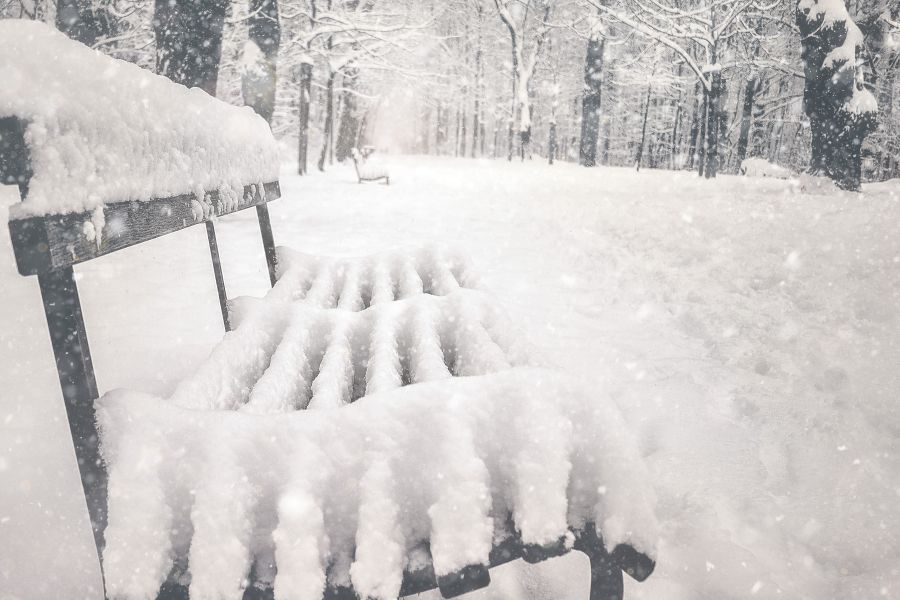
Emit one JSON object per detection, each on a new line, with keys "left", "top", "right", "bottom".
{"left": 9, "top": 181, "right": 281, "bottom": 276}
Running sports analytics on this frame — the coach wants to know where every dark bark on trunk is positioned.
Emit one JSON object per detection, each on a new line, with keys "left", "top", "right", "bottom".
{"left": 703, "top": 70, "right": 724, "bottom": 179}
{"left": 492, "top": 125, "right": 500, "bottom": 159}
{"left": 436, "top": 103, "right": 446, "bottom": 151}
{"left": 671, "top": 100, "right": 682, "bottom": 170}
{"left": 472, "top": 99, "right": 481, "bottom": 158}
{"left": 697, "top": 90, "right": 708, "bottom": 177}
{"left": 735, "top": 75, "right": 758, "bottom": 166}
{"left": 335, "top": 67, "right": 359, "bottom": 163}
{"left": 154, "top": 0, "right": 228, "bottom": 96}
{"left": 460, "top": 106, "right": 468, "bottom": 157}
{"left": 579, "top": 34, "right": 605, "bottom": 167}
{"left": 687, "top": 84, "right": 701, "bottom": 171}
{"left": 797, "top": 0, "right": 878, "bottom": 190}
{"left": 317, "top": 71, "right": 336, "bottom": 172}
{"left": 635, "top": 81, "right": 652, "bottom": 171}
{"left": 298, "top": 62, "right": 313, "bottom": 174}
{"left": 243, "top": 0, "right": 280, "bottom": 124}
{"left": 548, "top": 122, "right": 557, "bottom": 165}
{"left": 471, "top": 4, "right": 484, "bottom": 157}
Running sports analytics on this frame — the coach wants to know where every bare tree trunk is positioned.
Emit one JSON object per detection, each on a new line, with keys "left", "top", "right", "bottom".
{"left": 318, "top": 70, "right": 336, "bottom": 172}
{"left": 797, "top": 0, "right": 877, "bottom": 190}
{"left": 298, "top": 62, "right": 313, "bottom": 174}
{"left": 473, "top": 52, "right": 485, "bottom": 157}
{"left": 735, "top": 75, "right": 758, "bottom": 167}
{"left": 697, "top": 90, "right": 708, "bottom": 177}
{"left": 703, "top": 70, "right": 724, "bottom": 179}
{"left": 548, "top": 122, "right": 557, "bottom": 165}
{"left": 635, "top": 80, "right": 652, "bottom": 171}
{"left": 579, "top": 32, "right": 605, "bottom": 166}
{"left": 335, "top": 67, "right": 359, "bottom": 162}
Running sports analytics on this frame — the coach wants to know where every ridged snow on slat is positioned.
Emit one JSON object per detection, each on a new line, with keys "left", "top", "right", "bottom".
{"left": 267, "top": 245, "right": 480, "bottom": 307}
{"left": 169, "top": 290, "right": 530, "bottom": 414}
{"left": 96, "top": 246, "right": 658, "bottom": 600}
{"left": 98, "top": 370, "right": 658, "bottom": 600}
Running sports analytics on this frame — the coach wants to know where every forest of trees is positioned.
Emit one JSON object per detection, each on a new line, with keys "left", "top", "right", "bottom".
{"left": 2, "top": 0, "right": 898, "bottom": 190}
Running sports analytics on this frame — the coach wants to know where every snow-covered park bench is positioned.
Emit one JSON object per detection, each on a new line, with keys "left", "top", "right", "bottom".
{"left": 2, "top": 22, "right": 656, "bottom": 600}
{"left": 351, "top": 147, "right": 391, "bottom": 185}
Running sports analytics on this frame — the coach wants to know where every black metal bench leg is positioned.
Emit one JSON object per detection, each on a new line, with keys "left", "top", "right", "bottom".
{"left": 588, "top": 552, "right": 623, "bottom": 600}
{"left": 37, "top": 267, "right": 107, "bottom": 590}
{"left": 205, "top": 220, "right": 231, "bottom": 331}
{"left": 255, "top": 204, "right": 277, "bottom": 287}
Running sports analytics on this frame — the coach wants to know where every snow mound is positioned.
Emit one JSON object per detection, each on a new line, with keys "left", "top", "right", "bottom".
{"left": 0, "top": 21, "right": 279, "bottom": 219}
{"left": 739, "top": 158, "right": 793, "bottom": 179}
{"left": 96, "top": 246, "right": 657, "bottom": 599}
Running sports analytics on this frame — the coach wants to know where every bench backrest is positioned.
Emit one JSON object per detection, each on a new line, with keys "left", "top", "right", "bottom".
{"left": 1, "top": 23, "right": 284, "bottom": 597}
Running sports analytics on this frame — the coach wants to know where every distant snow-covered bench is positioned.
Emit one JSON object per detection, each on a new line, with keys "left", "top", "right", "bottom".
{"left": 351, "top": 147, "right": 391, "bottom": 184}
{"left": 3, "top": 21, "right": 656, "bottom": 600}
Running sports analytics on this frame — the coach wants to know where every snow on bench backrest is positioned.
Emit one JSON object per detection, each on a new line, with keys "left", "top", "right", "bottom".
{"left": 0, "top": 21, "right": 279, "bottom": 218}
{"left": 1, "top": 22, "right": 281, "bottom": 276}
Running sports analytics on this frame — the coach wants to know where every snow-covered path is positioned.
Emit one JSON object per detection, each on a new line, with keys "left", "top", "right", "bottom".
{"left": 2, "top": 156, "right": 899, "bottom": 599}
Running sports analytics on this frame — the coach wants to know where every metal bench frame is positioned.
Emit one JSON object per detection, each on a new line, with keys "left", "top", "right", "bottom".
{"left": 2, "top": 115, "right": 653, "bottom": 600}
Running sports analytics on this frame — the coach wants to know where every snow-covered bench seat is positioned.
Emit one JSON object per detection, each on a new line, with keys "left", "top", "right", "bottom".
{"left": 96, "top": 247, "right": 657, "bottom": 599}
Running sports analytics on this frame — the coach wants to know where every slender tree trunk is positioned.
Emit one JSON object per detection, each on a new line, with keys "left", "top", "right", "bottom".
{"left": 579, "top": 33, "right": 605, "bottom": 166}
{"left": 687, "top": 84, "right": 701, "bottom": 171}
{"left": 548, "top": 122, "right": 557, "bottom": 165}
{"left": 635, "top": 80, "right": 652, "bottom": 171}
{"left": 317, "top": 70, "right": 336, "bottom": 172}
{"left": 298, "top": 62, "right": 313, "bottom": 174}
{"left": 697, "top": 90, "right": 708, "bottom": 177}
{"left": 493, "top": 124, "right": 500, "bottom": 159}
{"left": 670, "top": 99, "right": 682, "bottom": 169}
{"left": 335, "top": 67, "right": 359, "bottom": 162}
{"left": 460, "top": 104, "right": 468, "bottom": 157}
{"left": 735, "top": 75, "right": 758, "bottom": 167}
{"left": 703, "top": 70, "right": 723, "bottom": 179}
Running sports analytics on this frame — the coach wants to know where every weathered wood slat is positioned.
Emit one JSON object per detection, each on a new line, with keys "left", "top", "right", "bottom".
{"left": 261, "top": 523, "right": 648, "bottom": 600}
{"left": 190, "top": 522, "right": 654, "bottom": 600}
{"left": 8, "top": 181, "right": 281, "bottom": 276}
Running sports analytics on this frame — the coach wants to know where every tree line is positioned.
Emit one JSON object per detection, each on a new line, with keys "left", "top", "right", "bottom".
{"left": 2, "top": 0, "right": 897, "bottom": 191}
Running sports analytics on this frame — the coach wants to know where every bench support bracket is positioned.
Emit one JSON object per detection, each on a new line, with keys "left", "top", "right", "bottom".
{"left": 255, "top": 204, "right": 277, "bottom": 287}
{"left": 205, "top": 221, "right": 231, "bottom": 331}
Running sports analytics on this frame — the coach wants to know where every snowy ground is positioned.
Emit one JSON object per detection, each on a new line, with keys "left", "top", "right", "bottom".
{"left": 2, "top": 156, "right": 899, "bottom": 599}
